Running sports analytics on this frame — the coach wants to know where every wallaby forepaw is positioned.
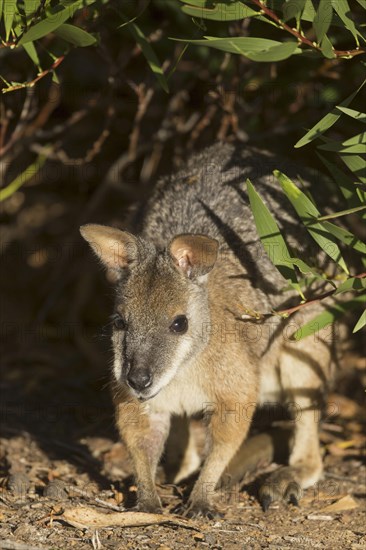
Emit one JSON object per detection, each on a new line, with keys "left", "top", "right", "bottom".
{"left": 259, "top": 467, "right": 302, "bottom": 511}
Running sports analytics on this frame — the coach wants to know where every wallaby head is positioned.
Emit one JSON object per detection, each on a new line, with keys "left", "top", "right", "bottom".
{"left": 80, "top": 224, "right": 219, "bottom": 401}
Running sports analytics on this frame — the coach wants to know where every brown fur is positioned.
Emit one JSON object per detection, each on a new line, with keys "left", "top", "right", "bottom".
{"left": 80, "top": 143, "right": 344, "bottom": 517}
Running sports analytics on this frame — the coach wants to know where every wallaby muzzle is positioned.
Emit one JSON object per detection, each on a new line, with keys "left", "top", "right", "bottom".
{"left": 125, "top": 361, "right": 154, "bottom": 395}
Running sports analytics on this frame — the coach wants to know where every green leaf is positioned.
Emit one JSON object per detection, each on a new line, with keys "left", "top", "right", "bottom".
{"left": 317, "top": 153, "right": 364, "bottom": 206}
{"left": 336, "top": 106, "right": 366, "bottom": 123}
{"left": 302, "top": 0, "right": 317, "bottom": 22}
{"left": 316, "top": 204, "right": 366, "bottom": 221}
{"left": 18, "top": 0, "right": 96, "bottom": 45}
{"left": 53, "top": 23, "right": 97, "bottom": 46}
{"left": 291, "top": 296, "right": 365, "bottom": 340}
{"left": 0, "top": 156, "right": 46, "bottom": 202}
{"left": 321, "top": 221, "right": 366, "bottom": 255}
{"left": 317, "top": 141, "right": 366, "bottom": 154}
{"left": 22, "top": 41, "right": 41, "bottom": 69}
{"left": 340, "top": 154, "right": 366, "bottom": 183}
{"left": 246, "top": 179, "right": 301, "bottom": 293}
{"left": 356, "top": 0, "right": 366, "bottom": 8}
{"left": 320, "top": 34, "right": 335, "bottom": 59}
{"left": 313, "top": 0, "right": 333, "bottom": 43}
{"left": 343, "top": 132, "right": 366, "bottom": 147}
{"left": 174, "top": 36, "right": 301, "bottom": 61}
{"left": 274, "top": 171, "right": 349, "bottom": 274}
{"left": 180, "top": 0, "right": 258, "bottom": 21}
{"left": 353, "top": 309, "right": 366, "bottom": 333}
{"left": 127, "top": 22, "right": 169, "bottom": 93}
{"left": 23, "top": 0, "right": 40, "bottom": 19}
{"left": 295, "top": 80, "right": 366, "bottom": 148}
{"left": 282, "top": 0, "right": 306, "bottom": 22}
{"left": 3, "top": 0, "right": 16, "bottom": 41}
{"left": 334, "top": 277, "right": 366, "bottom": 295}
{"left": 182, "top": 36, "right": 283, "bottom": 53}
{"left": 243, "top": 42, "right": 300, "bottom": 62}
{"left": 331, "top": 0, "right": 365, "bottom": 45}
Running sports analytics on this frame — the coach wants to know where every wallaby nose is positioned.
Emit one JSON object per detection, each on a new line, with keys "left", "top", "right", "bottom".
{"left": 127, "top": 369, "right": 153, "bottom": 392}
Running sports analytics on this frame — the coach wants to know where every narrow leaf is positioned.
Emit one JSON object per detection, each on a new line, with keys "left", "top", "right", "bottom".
{"left": 316, "top": 205, "right": 366, "bottom": 221}
{"left": 53, "top": 23, "right": 97, "bottom": 47}
{"left": 295, "top": 80, "right": 366, "bottom": 148}
{"left": 317, "top": 153, "right": 363, "bottom": 206}
{"left": 4, "top": 0, "right": 16, "bottom": 41}
{"left": 246, "top": 179, "right": 301, "bottom": 291}
{"left": 353, "top": 309, "right": 366, "bottom": 333}
{"left": 181, "top": 1, "right": 258, "bottom": 21}
{"left": 22, "top": 41, "right": 41, "bottom": 69}
{"left": 331, "top": 0, "right": 364, "bottom": 45}
{"left": 275, "top": 171, "right": 349, "bottom": 273}
{"left": 340, "top": 154, "right": 366, "bottom": 184}
{"left": 282, "top": 0, "right": 306, "bottom": 22}
{"left": 334, "top": 277, "right": 366, "bottom": 295}
{"left": 127, "top": 22, "right": 169, "bottom": 93}
{"left": 0, "top": 156, "right": 46, "bottom": 202}
{"left": 336, "top": 106, "right": 366, "bottom": 123}
{"left": 18, "top": 0, "right": 96, "bottom": 45}
{"left": 313, "top": 0, "right": 333, "bottom": 43}
{"left": 292, "top": 296, "right": 365, "bottom": 340}
{"left": 321, "top": 221, "right": 366, "bottom": 255}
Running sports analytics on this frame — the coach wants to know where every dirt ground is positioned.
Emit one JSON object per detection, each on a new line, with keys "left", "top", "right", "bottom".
{"left": 1, "top": 347, "right": 365, "bottom": 550}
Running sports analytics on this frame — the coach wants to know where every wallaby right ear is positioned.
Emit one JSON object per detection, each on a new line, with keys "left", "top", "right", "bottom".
{"left": 80, "top": 224, "right": 139, "bottom": 271}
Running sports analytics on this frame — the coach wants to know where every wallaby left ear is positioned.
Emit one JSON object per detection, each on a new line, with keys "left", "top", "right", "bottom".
{"left": 169, "top": 234, "right": 219, "bottom": 279}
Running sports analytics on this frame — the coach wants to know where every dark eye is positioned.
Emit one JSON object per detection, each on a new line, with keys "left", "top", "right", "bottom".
{"left": 113, "top": 314, "right": 126, "bottom": 331}
{"left": 170, "top": 315, "right": 188, "bottom": 334}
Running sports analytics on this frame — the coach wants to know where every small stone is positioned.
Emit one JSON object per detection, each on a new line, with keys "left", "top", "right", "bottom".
{"left": 43, "top": 479, "right": 68, "bottom": 500}
{"left": 7, "top": 473, "right": 30, "bottom": 497}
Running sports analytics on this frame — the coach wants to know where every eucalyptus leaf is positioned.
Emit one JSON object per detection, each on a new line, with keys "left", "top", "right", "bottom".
{"left": 127, "top": 22, "right": 169, "bottom": 93}
{"left": 321, "top": 221, "right": 366, "bottom": 255}
{"left": 334, "top": 277, "right": 366, "bottom": 295}
{"left": 3, "top": 0, "right": 16, "bottom": 41}
{"left": 181, "top": 0, "right": 258, "bottom": 21}
{"left": 173, "top": 36, "right": 300, "bottom": 61}
{"left": 22, "top": 41, "right": 41, "bottom": 69}
{"left": 53, "top": 23, "right": 97, "bottom": 46}
{"left": 246, "top": 179, "right": 301, "bottom": 293}
{"left": 353, "top": 309, "right": 366, "bottom": 333}
{"left": 340, "top": 154, "right": 366, "bottom": 183}
{"left": 291, "top": 296, "right": 365, "bottom": 340}
{"left": 317, "top": 141, "right": 366, "bottom": 154}
{"left": 18, "top": 0, "right": 96, "bottom": 45}
{"left": 295, "top": 80, "right": 366, "bottom": 148}
{"left": 331, "top": 0, "right": 365, "bottom": 45}
{"left": 274, "top": 171, "right": 349, "bottom": 273}
{"left": 336, "top": 106, "right": 366, "bottom": 123}
{"left": 282, "top": 0, "right": 306, "bottom": 22}
{"left": 317, "top": 153, "right": 362, "bottom": 206}
{"left": 313, "top": 0, "right": 333, "bottom": 43}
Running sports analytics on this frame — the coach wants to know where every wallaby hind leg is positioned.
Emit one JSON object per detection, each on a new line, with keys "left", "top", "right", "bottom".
{"left": 164, "top": 415, "right": 201, "bottom": 484}
{"left": 115, "top": 398, "right": 170, "bottom": 513}
{"left": 259, "top": 340, "right": 329, "bottom": 511}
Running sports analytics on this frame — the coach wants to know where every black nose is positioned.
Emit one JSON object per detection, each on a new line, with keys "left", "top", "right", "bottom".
{"left": 127, "top": 369, "right": 153, "bottom": 392}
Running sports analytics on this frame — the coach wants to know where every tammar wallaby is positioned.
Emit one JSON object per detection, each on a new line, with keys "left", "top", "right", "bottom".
{"left": 81, "top": 142, "right": 341, "bottom": 518}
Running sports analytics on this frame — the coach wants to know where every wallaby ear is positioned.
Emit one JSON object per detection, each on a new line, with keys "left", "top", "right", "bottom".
{"left": 169, "top": 234, "right": 219, "bottom": 279}
{"left": 80, "top": 224, "right": 139, "bottom": 271}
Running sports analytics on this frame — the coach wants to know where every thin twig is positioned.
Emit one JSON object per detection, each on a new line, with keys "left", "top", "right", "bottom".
{"left": 249, "top": 0, "right": 365, "bottom": 58}
{"left": 1, "top": 56, "right": 65, "bottom": 94}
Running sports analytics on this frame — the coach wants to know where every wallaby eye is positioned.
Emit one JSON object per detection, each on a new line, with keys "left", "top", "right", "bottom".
{"left": 113, "top": 314, "right": 126, "bottom": 331}
{"left": 170, "top": 315, "right": 188, "bottom": 334}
